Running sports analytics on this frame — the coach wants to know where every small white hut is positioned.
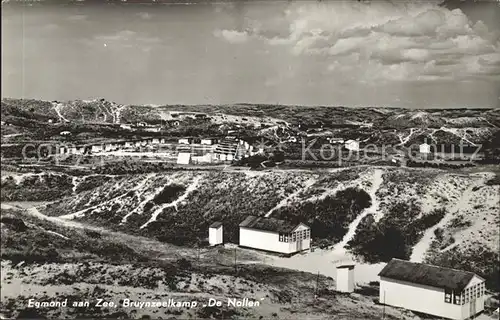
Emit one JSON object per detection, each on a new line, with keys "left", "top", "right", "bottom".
{"left": 336, "top": 262, "right": 355, "bottom": 293}
{"left": 209, "top": 222, "right": 223, "bottom": 246}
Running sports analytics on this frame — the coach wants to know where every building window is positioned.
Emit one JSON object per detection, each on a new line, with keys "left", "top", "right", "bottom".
{"left": 284, "top": 235, "right": 289, "bottom": 243}
{"left": 279, "top": 234, "right": 284, "bottom": 242}
{"left": 445, "top": 289, "right": 452, "bottom": 303}
{"left": 292, "top": 233, "right": 297, "bottom": 242}
{"left": 305, "top": 229, "right": 310, "bottom": 239}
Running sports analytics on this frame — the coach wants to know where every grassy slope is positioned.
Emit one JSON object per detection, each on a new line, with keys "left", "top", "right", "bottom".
{"left": 29, "top": 166, "right": 500, "bottom": 291}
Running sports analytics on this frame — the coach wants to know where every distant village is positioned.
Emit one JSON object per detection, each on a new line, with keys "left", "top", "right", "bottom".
{"left": 57, "top": 133, "right": 261, "bottom": 165}
{"left": 55, "top": 122, "right": 486, "bottom": 168}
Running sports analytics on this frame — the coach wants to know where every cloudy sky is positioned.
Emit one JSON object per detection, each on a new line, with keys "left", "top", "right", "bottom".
{"left": 1, "top": 0, "right": 499, "bottom": 108}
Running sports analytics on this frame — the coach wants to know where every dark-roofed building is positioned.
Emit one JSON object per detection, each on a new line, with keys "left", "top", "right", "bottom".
{"left": 378, "top": 258, "right": 486, "bottom": 320}
{"left": 238, "top": 215, "right": 310, "bottom": 254}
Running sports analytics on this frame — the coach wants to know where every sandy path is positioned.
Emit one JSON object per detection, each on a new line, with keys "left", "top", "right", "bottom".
{"left": 264, "top": 178, "right": 316, "bottom": 218}
{"left": 410, "top": 174, "right": 488, "bottom": 262}
{"left": 140, "top": 176, "right": 202, "bottom": 229}
{"left": 332, "top": 168, "right": 384, "bottom": 253}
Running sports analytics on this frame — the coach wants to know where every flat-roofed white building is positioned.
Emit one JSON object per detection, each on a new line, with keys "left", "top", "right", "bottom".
{"left": 379, "top": 259, "right": 486, "bottom": 320}
{"left": 177, "top": 152, "right": 192, "bottom": 165}
{"left": 201, "top": 139, "right": 215, "bottom": 145}
{"left": 209, "top": 222, "right": 223, "bottom": 246}
{"left": 239, "top": 215, "right": 311, "bottom": 255}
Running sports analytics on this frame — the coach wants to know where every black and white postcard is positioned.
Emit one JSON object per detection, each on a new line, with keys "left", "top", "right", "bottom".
{"left": 1, "top": 0, "right": 499, "bottom": 319}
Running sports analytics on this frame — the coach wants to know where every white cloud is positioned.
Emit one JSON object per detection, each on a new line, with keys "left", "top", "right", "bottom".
{"left": 216, "top": 0, "right": 500, "bottom": 84}
{"left": 137, "top": 12, "right": 152, "bottom": 20}
{"left": 95, "top": 30, "right": 160, "bottom": 43}
{"left": 67, "top": 14, "right": 87, "bottom": 22}
{"left": 214, "top": 30, "right": 250, "bottom": 44}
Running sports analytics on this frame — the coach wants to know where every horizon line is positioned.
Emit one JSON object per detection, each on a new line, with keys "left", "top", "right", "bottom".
{"left": 1, "top": 96, "right": 498, "bottom": 110}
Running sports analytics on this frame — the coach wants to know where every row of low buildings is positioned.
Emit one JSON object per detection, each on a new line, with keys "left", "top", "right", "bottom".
{"left": 58, "top": 137, "right": 168, "bottom": 155}
{"left": 57, "top": 135, "right": 260, "bottom": 164}
{"left": 176, "top": 137, "right": 261, "bottom": 164}
{"left": 208, "top": 216, "right": 488, "bottom": 320}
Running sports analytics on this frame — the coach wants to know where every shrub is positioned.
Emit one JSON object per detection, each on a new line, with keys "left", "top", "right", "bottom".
{"left": 152, "top": 184, "right": 186, "bottom": 205}
{"left": 346, "top": 203, "right": 443, "bottom": 263}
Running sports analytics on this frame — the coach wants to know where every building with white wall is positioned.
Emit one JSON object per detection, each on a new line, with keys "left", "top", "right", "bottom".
{"left": 345, "top": 140, "right": 360, "bottom": 151}
{"left": 419, "top": 142, "right": 431, "bottom": 154}
{"left": 201, "top": 139, "right": 215, "bottom": 145}
{"left": 379, "top": 259, "right": 486, "bottom": 320}
{"left": 178, "top": 138, "right": 191, "bottom": 145}
{"left": 336, "top": 263, "right": 355, "bottom": 293}
{"left": 177, "top": 152, "right": 192, "bottom": 165}
{"left": 209, "top": 222, "right": 223, "bottom": 246}
{"left": 239, "top": 215, "right": 311, "bottom": 255}
{"left": 91, "top": 145, "right": 103, "bottom": 153}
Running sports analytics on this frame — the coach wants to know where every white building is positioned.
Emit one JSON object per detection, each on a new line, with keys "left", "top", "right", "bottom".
{"left": 239, "top": 215, "right": 311, "bottom": 255}
{"left": 91, "top": 145, "right": 103, "bottom": 153}
{"left": 144, "top": 127, "right": 161, "bottom": 133}
{"left": 328, "top": 137, "right": 345, "bottom": 144}
{"left": 379, "top": 259, "right": 486, "bottom": 320}
{"left": 178, "top": 138, "right": 191, "bottom": 145}
{"left": 177, "top": 152, "right": 192, "bottom": 165}
{"left": 201, "top": 139, "right": 214, "bottom": 145}
{"left": 208, "top": 222, "right": 223, "bottom": 246}
{"left": 345, "top": 140, "right": 360, "bottom": 151}
{"left": 336, "top": 263, "right": 355, "bottom": 293}
{"left": 120, "top": 124, "right": 132, "bottom": 130}
{"left": 420, "top": 142, "right": 431, "bottom": 154}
